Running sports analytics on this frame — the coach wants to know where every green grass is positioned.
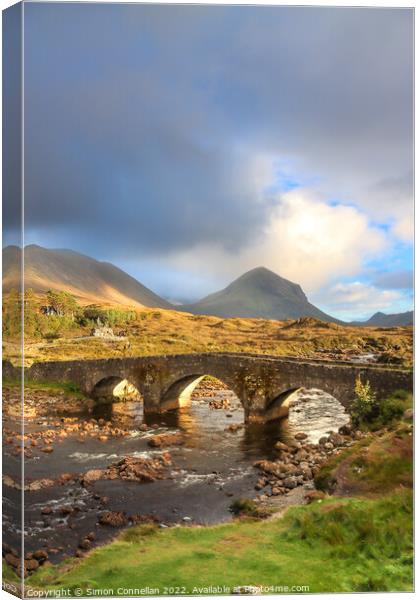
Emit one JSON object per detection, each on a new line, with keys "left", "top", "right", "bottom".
{"left": 2, "top": 562, "right": 20, "bottom": 583}
{"left": 3, "top": 378, "right": 86, "bottom": 399}
{"left": 314, "top": 425, "right": 413, "bottom": 495}
{"left": 26, "top": 490, "right": 413, "bottom": 595}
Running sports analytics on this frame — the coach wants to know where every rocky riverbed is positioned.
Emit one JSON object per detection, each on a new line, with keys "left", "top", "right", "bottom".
{"left": 2, "top": 381, "right": 357, "bottom": 578}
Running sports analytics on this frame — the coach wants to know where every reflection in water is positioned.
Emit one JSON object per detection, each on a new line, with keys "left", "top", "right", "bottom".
{"left": 95, "top": 387, "right": 349, "bottom": 455}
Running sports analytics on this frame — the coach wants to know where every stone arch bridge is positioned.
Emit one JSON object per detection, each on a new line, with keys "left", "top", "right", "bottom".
{"left": 4, "top": 353, "right": 412, "bottom": 423}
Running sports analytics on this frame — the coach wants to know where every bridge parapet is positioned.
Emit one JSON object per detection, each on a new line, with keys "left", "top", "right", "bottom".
{"left": 3, "top": 353, "right": 413, "bottom": 423}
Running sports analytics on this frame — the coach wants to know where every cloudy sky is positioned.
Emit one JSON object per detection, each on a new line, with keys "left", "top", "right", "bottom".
{"left": 4, "top": 3, "right": 414, "bottom": 320}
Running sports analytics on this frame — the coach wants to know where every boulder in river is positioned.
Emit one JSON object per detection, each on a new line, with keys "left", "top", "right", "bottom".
{"left": 253, "top": 460, "right": 287, "bottom": 478}
{"left": 82, "top": 469, "right": 105, "bottom": 486}
{"left": 26, "top": 478, "right": 56, "bottom": 491}
{"left": 148, "top": 432, "right": 184, "bottom": 448}
{"left": 225, "top": 424, "right": 244, "bottom": 433}
{"left": 328, "top": 432, "right": 345, "bottom": 447}
{"left": 338, "top": 424, "right": 353, "bottom": 436}
{"left": 83, "top": 453, "right": 173, "bottom": 486}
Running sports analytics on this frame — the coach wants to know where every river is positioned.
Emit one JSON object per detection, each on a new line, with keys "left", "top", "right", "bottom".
{"left": 3, "top": 387, "right": 349, "bottom": 564}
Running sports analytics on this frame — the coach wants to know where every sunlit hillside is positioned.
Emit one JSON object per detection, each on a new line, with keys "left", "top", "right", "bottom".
{"left": 2, "top": 291, "right": 413, "bottom": 368}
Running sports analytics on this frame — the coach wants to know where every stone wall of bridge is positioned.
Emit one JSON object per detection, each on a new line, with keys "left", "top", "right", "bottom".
{"left": 3, "top": 353, "right": 413, "bottom": 422}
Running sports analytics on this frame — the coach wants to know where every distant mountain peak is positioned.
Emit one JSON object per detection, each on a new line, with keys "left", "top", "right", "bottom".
{"left": 181, "top": 266, "right": 337, "bottom": 322}
{"left": 243, "top": 266, "right": 275, "bottom": 276}
{"left": 352, "top": 310, "right": 413, "bottom": 327}
{"left": 238, "top": 265, "right": 294, "bottom": 280}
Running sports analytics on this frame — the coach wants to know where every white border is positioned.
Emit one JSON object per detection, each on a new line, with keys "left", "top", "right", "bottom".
{"left": 0, "top": 2, "right": 415, "bottom": 600}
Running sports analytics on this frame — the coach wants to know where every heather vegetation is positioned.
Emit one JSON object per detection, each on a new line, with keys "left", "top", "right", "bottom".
{"left": 2, "top": 290, "right": 413, "bottom": 367}
{"left": 3, "top": 290, "right": 138, "bottom": 347}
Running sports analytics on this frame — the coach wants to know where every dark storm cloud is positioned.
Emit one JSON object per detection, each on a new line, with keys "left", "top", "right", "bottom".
{"left": 9, "top": 4, "right": 413, "bottom": 263}
{"left": 21, "top": 3, "right": 273, "bottom": 258}
{"left": 3, "top": 1, "right": 22, "bottom": 244}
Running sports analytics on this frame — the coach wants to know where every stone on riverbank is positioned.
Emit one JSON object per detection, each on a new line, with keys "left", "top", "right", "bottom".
{"left": 253, "top": 427, "right": 357, "bottom": 499}
{"left": 275, "top": 441, "right": 290, "bottom": 452}
{"left": 304, "top": 490, "right": 326, "bottom": 503}
{"left": 99, "top": 511, "right": 128, "bottom": 527}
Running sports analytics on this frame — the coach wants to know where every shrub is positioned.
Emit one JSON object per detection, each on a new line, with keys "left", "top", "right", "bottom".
{"left": 46, "top": 290, "right": 79, "bottom": 317}
{"left": 80, "top": 306, "right": 137, "bottom": 328}
{"left": 43, "top": 331, "right": 60, "bottom": 340}
{"left": 378, "top": 394, "right": 408, "bottom": 424}
{"left": 351, "top": 381, "right": 412, "bottom": 431}
{"left": 373, "top": 391, "right": 413, "bottom": 429}
{"left": 350, "top": 377, "right": 378, "bottom": 426}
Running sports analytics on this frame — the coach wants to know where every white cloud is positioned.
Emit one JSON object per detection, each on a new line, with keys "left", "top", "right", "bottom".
{"left": 312, "top": 281, "right": 405, "bottom": 320}
{"left": 169, "top": 188, "right": 388, "bottom": 294}
{"left": 248, "top": 189, "right": 387, "bottom": 291}
{"left": 393, "top": 215, "right": 414, "bottom": 242}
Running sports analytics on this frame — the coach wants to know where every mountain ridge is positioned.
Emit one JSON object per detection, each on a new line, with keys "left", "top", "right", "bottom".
{"left": 2, "top": 245, "right": 171, "bottom": 309}
{"left": 2, "top": 246, "right": 413, "bottom": 326}
{"left": 351, "top": 310, "right": 413, "bottom": 327}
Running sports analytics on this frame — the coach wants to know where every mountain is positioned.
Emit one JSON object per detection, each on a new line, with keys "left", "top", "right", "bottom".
{"left": 2, "top": 245, "right": 171, "bottom": 308}
{"left": 352, "top": 311, "right": 414, "bottom": 327}
{"left": 3, "top": 246, "right": 409, "bottom": 325}
{"left": 181, "top": 267, "right": 339, "bottom": 322}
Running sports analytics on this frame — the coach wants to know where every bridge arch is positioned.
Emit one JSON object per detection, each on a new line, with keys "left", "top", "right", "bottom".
{"left": 264, "top": 387, "right": 302, "bottom": 421}
{"left": 160, "top": 372, "right": 244, "bottom": 414}
{"left": 91, "top": 375, "right": 143, "bottom": 404}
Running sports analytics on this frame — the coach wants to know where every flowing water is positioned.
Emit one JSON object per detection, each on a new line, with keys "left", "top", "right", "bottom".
{"left": 3, "top": 388, "right": 349, "bottom": 562}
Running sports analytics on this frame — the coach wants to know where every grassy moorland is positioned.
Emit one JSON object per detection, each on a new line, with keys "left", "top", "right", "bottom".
{"left": 23, "top": 416, "right": 413, "bottom": 595}
{"left": 2, "top": 291, "right": 413, "bottom": 367}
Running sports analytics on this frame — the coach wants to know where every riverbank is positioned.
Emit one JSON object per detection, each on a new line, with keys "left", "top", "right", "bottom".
{"left": 3, "top": 381, "right": 350, "bottom": 575}
{"left": 2, "top": 383, "right": 413, "bottom": 595}
{"left": 22, "top": 419, "right": 413, "bottom": 593}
